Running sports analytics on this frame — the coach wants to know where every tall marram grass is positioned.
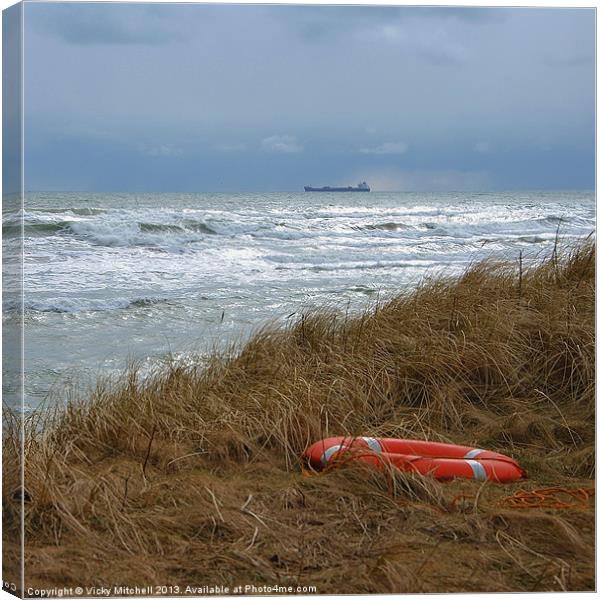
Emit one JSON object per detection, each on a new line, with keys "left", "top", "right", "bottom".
{"left": 3, "top": 240, "right": 595, "bottom": 594}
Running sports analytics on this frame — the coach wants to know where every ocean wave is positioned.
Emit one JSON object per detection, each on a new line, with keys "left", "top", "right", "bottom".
{"left": 312, "top": 259, "right": 436, "bottom": 272}
{"left": 354, "top": 222, "right": 411, "bottom": 232}
{"left": 139, "top": 221, "right": 216, "bottom": 235}
{"left": 28, "top": 207, "right": 109, "bottom": 216}
{"left": 11, "top": 198, "right": 595, "bottom": 259}
{"left": 5, "top": 295, "right": 172, "bottom": 314}
{"left": 67, "top": 219, "right": 216, "bottom": 248}
{"left": 517, "top": 235, "right": 549, "bottom": 244}
{"left": 275, "top": 258, "right": 437, "bottom": 273}
{"left": 308, "top": 205, "right": 446, "bottom": 220}
{"left": 17, "top": 221, "right": 74, "bottom": 236}
{"left": 14, "top": 209, "right": 219, "bottom": 246}
{"left": 346, "top": 285, "right": 377, "bottom": 295}
{"left": 541, "top": 215, "right": 569, "bottom": 225}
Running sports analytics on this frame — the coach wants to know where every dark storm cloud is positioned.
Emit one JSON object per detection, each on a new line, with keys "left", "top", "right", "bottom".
{"left": 278, "top": 6, "right": 503, "bottom": 45}
{"left": 27, "top": 3, "right": 191, "bottom": 45}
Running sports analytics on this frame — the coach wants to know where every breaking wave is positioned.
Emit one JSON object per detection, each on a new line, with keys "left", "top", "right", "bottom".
{"left": 5, "top": 295, "right": 172, "bottom": 315}
{"left": 353, "top": 222, "right": 411, "bottom": 232}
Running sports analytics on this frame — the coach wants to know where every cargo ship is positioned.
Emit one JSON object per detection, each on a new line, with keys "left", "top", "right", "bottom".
{"left": 304, "top": 181, "right": 370, "bottom": 192}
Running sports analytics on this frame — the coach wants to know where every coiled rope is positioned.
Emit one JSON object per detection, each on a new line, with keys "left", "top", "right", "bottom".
{"left": 498, "top": 487, "right": 595, "bottom": 510}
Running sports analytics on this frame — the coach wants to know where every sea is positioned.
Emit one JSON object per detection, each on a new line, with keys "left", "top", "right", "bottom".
{"left": 2, "top": 190, "right": 596, "bottom": 411}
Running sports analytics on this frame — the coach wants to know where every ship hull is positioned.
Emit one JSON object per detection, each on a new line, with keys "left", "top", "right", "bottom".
{"left": 304, "top": 186, "right": 370, "bottom": 192}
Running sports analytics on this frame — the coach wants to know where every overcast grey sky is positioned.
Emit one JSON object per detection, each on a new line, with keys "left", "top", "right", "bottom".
{"left": 23, "top": 3, "right": 595, "bottom": 192}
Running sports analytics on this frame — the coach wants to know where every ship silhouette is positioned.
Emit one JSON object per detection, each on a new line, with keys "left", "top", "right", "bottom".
{"left": 304, "top": 181, "right": 370, "bottom": 192}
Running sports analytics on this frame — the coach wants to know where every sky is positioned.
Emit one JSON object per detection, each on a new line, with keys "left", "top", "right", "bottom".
{"left": 21, "top": 3, "right": 595, "bottom": 192}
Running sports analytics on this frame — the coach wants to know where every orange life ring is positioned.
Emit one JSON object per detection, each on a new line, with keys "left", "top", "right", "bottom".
{"left": 303, "top": 436, "right": 524, "bottom": 483}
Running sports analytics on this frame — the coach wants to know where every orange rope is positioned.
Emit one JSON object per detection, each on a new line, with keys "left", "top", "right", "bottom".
{"left": 498, "top": 487, "right": 595, "bottom": 510}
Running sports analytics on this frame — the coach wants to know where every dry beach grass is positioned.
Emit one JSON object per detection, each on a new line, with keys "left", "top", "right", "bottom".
{"left": 3, "top": 239, "right": 595, "bottom": 594}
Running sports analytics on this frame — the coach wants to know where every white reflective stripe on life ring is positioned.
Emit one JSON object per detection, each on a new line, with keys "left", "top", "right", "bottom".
{"left": 464, "top": 448, "right": 484, "bottom": 459}
{"left": 321, "top": 444, "right": 343, "bottom": 466}
{"left": 466, "top": 459, "right": 487, "bottom": 481}
{"left": 361, "top": 437, "right": 382, "bottom": 453}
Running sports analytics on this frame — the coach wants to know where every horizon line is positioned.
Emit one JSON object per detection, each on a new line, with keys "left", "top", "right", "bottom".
{"left": 19, "top": 188, "right": 597, "bottom": 195}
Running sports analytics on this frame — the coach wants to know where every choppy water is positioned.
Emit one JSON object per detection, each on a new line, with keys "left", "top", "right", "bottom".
{"left": 2, "top": 190, "right": 595, "bottom": 410}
